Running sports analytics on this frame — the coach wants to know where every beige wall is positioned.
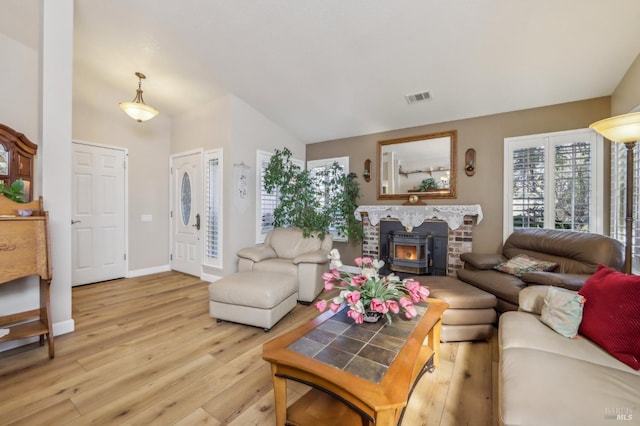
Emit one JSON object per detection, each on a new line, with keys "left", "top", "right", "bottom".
{"left": 307, "top": 97, "right": 611, "bottom": 262}
{"left": 612, "top": 52, "right": 640, "bottom": 116}
{"left": 73, "top": 73, "right": 172, "bottom": 272}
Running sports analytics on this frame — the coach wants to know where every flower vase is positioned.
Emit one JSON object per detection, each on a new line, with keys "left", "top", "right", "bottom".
{"left": 363, "top": 310, "right": 382, "bottom": 323}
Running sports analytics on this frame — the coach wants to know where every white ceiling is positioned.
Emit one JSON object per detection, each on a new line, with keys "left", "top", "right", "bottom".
{"left": 3, "top": 1, "right": 640, "bottom": 143}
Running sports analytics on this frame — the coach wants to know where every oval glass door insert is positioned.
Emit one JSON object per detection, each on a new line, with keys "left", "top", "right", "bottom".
{"left": 181, "top": 172, "right": 192, "bottom": 226}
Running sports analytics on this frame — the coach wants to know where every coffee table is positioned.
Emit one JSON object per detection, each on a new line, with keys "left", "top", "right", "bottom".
{"left": 262, "top": 298, "right": 448, "bottom": 425}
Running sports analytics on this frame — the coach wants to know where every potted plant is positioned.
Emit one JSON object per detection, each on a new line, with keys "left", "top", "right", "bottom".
{"left": 418, "top": 177, "right": 439, "bottom": 192}
{"left": 264, "top": 147, "right": 364, "bottom": 242}
{"left": 0, "top": 179, "right": 26, "bottom": 202}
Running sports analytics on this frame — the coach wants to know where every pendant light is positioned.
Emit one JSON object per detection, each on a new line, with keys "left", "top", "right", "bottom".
{"left": 119, "top": 72, "right": 159, "bottom": 122}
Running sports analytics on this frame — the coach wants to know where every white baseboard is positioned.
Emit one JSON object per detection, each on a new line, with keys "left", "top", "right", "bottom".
{"left": 201, "top": 272, "right": 222, "bottom": 283}
{"left": 0, "top": 318, "right": 75, "bottom": 354}
{"left": 127, "top": 264, "right": 171, "bottom": 278}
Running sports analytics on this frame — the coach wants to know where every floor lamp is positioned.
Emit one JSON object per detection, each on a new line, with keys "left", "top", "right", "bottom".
{"left": 590, "top": 111, "right": 640, "bottom": 274}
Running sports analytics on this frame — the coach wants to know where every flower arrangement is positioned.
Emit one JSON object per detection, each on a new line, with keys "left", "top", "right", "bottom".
{"left": 314, "top": 249, "right": 430, "bottom": 324}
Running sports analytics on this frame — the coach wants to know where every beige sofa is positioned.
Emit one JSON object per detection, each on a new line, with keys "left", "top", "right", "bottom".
{"left": 457, "top": 228, "right": 625, "bottom": 313}
{"left": 499, "top": 286, "right": 640, "bottom": 426}
{"left": 236, "top": 227, "right": 333, "bottom": 303}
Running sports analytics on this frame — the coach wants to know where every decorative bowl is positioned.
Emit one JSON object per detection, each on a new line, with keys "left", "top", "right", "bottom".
{"left": 18, "top": 209, "right": 33, "bottom": 217}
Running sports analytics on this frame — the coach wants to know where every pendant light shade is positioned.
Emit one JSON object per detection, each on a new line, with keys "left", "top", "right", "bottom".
{"left": 119, "top": 72, "right": 159, "bottom": 122}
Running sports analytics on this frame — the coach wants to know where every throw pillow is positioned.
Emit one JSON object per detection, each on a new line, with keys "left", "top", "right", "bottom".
{"left": 494, "top": 254, "right": 558, "bottom": 277}
{"left": 540, "top": 286, "right": 585, "bottom": 338}
{"left": 578, "top": 264, "right": 640, "bottom": 370}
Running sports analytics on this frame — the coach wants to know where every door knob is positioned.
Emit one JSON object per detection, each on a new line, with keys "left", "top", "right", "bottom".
{"left": 193, "top": 213, "right": 200, "bottom": 231}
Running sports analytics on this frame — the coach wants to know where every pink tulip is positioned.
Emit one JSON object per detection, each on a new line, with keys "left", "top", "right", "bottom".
{"left": 418, "top": 285, "right": 430, "bottom": 301}
{"left": 324, "top": 282, "right": 335, "bottom": 291}
{"left": 315, "top": 300, "right": 327, "bottom": 312}
{"left": 329, "top": 302, "right": 341, "bottom": 313}
{"left": 347, "top": 309, "right": 363, "bottom": 324}
{"left": 354, "top": 257, "right": 364, "bottom": 266}
{"left": 370, "top": 298, "right": 388, "bottom": 314}
{"left": 351, "top": 275, "right": 367, "bottom": 287}
{"left": 400, "top": 296, "right": 417, "bottom": 318}
{"left": 386, "top": 300, "right": 400, "bottom": 314}
{"left": 346, "top": 290, "right": 361, "bottom": 305}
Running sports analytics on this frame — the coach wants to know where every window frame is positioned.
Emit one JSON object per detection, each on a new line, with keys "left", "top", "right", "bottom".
{"left": 203, "top": 148, "right": 223, "bottom": 269}
{"left": 503, "top": 128, "right": 604, "bottom": 241}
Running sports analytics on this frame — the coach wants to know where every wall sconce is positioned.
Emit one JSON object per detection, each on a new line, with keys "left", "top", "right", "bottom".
{"left": 363, "top": 159, "right": 372, "bottom": 182}
{"left": 119, "top": 72, "right": 159, "bottom": 122}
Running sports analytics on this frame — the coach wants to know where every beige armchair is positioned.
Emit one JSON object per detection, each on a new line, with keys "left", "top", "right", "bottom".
{"left": 237, "top": 227, "right": 333, "bottom": 303}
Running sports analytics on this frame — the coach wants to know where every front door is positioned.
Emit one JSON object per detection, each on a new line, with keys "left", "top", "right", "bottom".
{"left": 71, "top": 142, "right": 126, "bottom": 286}
{"left": 171, "top": 151, "right": 202, "bottom": 277}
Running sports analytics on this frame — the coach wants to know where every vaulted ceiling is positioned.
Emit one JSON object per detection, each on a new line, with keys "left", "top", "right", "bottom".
{"left": 3, "top": 1, "right": 640, "bottom": 143}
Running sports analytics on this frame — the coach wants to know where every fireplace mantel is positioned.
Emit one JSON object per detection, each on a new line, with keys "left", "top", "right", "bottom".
{"left": 354, "top": 204, "right": 483, "bottom": 230}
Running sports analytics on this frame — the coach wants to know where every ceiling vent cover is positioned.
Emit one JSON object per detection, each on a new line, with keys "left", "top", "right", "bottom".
{"left": 405, "top": 91, "right": 432, "bottom": 105}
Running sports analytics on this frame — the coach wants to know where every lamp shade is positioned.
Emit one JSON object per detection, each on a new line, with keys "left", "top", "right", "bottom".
{"left": 589, "top": 112, "right": 640, "bottom": 143}
{"left": 119, "top": 101, "right": 159, "bottom": 122}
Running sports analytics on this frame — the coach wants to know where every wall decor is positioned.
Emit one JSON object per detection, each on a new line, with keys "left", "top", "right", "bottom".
{"left": 465, "top": 148, "right": 476, "bottom": 176}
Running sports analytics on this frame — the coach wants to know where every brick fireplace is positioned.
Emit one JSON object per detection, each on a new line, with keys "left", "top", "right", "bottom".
{"left": 355, "top": 205, "right": 483, "bottom": 276}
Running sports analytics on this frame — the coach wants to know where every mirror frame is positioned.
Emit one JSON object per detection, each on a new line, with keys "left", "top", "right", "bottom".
{"left": 377, "top": 130, "right": 457, "bottom": 200}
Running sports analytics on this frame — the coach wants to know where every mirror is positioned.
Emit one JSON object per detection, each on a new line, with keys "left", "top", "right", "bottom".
{"left": 378, "top": 130, "right": 457, "bottom": 200}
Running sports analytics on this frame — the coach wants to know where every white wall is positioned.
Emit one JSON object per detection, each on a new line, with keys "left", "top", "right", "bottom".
{"left": 73, "top": 72, "right": 172, "bottom": 273}
{"left": 225, "top": 95, "right": 304, "bottom": 273}
{"left": 172, "top": 94, "right": 304, "bottom": 277}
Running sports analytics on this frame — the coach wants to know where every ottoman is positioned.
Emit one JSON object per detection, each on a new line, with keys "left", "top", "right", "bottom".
{"left": 413, "top": 276, "right": 497, "bottom": 342}
{"left": 208, "top": 271, "right": 298, "bottom": 331}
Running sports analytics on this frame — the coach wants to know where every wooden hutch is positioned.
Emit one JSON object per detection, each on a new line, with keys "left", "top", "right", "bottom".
{"left": 0, "top": 123, "right": 37, "bottom": 201}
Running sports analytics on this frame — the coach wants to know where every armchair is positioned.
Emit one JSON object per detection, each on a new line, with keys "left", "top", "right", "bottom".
{"left": 237, "top": 227, "right": 333, "bottom": 303}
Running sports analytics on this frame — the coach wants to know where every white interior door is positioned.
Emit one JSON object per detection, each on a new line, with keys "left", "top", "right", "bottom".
{"left": 72, "top": 142, "right": 126, "bottom": 286}
{"left": 171, "top": 151, "right": 202, "bottom": 277}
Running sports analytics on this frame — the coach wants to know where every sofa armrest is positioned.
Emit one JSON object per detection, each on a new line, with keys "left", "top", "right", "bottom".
{"left": 520, "top": 271, "right": 589, "bottom": 291}
{"left": 293, "top": 249, "right": 330, "bottom": 265}
{"left": 460, "top": 253, "right": 507, "bottom": 270}
{"left": 237, "top": 246, "right": 277, "bottom": 262}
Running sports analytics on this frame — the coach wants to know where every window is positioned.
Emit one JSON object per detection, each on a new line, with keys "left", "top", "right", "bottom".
{"left": 256, "top": 150, "right": 304, "bottom": 243}
{"left": 503, "top": 129, "right": 603, "bottom": 240}
{"left": 611, "top": 142, "right": 640, "bottom": 272}
{"left": 204, "top": 149, "right": 223, "bottom": 268}
{"left": 307, "top": 156, "right": 350, "bottom": 242}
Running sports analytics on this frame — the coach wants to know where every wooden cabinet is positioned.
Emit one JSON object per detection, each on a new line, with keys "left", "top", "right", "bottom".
{"left": 0, "top": 195, "right": 54, "bottom": 358}
{"left": 0, "top": 124, "right": 38, "bottom": 202}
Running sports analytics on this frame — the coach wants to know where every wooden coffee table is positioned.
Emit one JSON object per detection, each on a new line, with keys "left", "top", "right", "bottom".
{"left": 262, "top": 298, "right": 448, "bottom": 425}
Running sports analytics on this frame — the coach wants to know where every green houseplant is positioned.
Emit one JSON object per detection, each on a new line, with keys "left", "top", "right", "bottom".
{"left": 264, "top": 147, "right": 364, "bottom": 242}
{"left": 0, "top": 179, "right": 26, "bottom": 202}
{"left": 418, "top": 177, "right": 439, "bottom": 191}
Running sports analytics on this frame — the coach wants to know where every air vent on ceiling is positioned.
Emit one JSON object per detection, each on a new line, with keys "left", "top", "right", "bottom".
{"left": 405, "top": 91, "right": 432, "bottom": 105}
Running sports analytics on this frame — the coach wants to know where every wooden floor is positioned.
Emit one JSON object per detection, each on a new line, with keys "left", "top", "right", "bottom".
{"left": 0, "top": 271, "right": 498, "bottom": 425}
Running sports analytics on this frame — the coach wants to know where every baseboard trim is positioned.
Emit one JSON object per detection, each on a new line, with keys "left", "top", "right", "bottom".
{"left": 127, "top": 264, "right": 171, "bottom": 278}
{"left": 201, "top": 272, "right": 222, "bottom": 283}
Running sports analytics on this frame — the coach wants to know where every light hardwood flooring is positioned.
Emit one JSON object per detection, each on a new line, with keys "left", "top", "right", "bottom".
{"left": 0, "top": 271, "right": 498, "bottom": 425}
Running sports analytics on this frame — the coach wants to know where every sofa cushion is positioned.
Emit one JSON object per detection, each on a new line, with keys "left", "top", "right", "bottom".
{"left": 267, "top": 227, "right": 323, "bottom": 259}
{"left": 540, "top": 286, "right": 585, "bottom": 338}
{"left": 456, "top": 269, "right": 525, "bottom": 306}
{"left": 500, "top": 311, "right": 640, "bottom": 373}
{"left": 500, "top": 347, "right": 640, "bottom": 426}
{"left": 252, "top": 258, "right": 298, "bottom": 276}
{"left": 578, "top": 264, "right": 640, "bottom": 370}
{"left": 494, "top": 254, "right": 558, "bottom": 277}
{"left": 502, "top": 228, "right": 625, "bottom": 274}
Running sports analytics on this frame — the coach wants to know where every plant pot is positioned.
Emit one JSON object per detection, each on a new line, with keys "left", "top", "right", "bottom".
{"left": 363, "top": 310, "right": 382, "bottom": 323}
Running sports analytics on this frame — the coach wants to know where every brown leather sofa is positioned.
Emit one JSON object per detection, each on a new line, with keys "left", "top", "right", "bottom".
{"left": 457, "top": 228, "right": 624, "bottom": 313}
